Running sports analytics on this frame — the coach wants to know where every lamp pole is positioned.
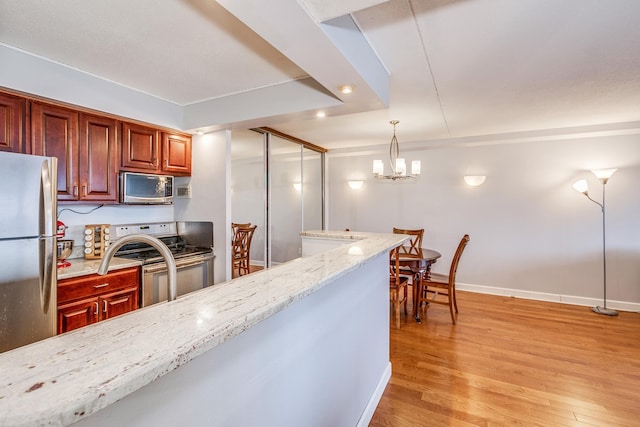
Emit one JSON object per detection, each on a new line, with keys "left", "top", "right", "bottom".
{"left": 573, "top": 169, "right": 618, "bottom": 316}
{"left": 593, "top": 179, "right": 617, "bottom": 315}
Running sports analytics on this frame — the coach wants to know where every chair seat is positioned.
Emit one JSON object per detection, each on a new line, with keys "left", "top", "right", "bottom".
{"left": 425, "top": 272, "right": 449, "bottom": 284}
{"left": 389, "top": 275, "right": 409, "bottom": 329}
{"left": 389, "top": 246, "right": 410, "bottom": 329}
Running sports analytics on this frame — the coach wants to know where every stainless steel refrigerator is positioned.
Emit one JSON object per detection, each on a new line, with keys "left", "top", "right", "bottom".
{"left": 0, "top": 151, "right": 58, "bottom": 353}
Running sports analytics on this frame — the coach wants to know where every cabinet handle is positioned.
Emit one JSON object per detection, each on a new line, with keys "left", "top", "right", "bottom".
{"left": 73, "top": 186, "right": 78, "bottom": 196}
{"left": 93, "top": 283, "right": 109, "bottom": 289}
{"left": 103, "top": 300, "right": 108, "bottom": 314}
{"left": 165, "top": 159, "right": 168, "bottom": 169}
{"left": 94, "top": 301, "right": 99, "bottom": 316}
{"left": 82, "top": 185, "right": 87, "bottom": 196}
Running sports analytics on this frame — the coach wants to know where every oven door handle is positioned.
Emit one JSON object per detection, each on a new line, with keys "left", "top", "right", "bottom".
{"left": 143, "top": 256, "right": 213, "bottom": 274}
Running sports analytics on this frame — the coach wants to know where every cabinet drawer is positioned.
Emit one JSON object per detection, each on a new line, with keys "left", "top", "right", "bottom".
{"left": 58, "top": 267, "right": 140, "bottom": 304}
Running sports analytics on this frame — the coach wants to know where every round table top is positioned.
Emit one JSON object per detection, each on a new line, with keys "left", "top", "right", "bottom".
{"left": 396, "top": 248, "right": 442, "bottom": 262}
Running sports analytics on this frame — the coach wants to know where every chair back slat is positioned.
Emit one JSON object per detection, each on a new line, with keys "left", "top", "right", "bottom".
{"left": 232, "top": 225, "right": 257, "bottom": 259}
{"left": 448, "top": 234, "right": 470, "bottom": 284}
{"left": 231, "top": 222, "right": 252, "bottom": 238}
{"left": 393, "top": 228, "right": 424, "bottom": 256}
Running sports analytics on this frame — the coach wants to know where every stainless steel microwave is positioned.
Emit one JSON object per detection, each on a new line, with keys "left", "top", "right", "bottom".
{"left": 120, "top": 172, "right": 174, "bottom": 204}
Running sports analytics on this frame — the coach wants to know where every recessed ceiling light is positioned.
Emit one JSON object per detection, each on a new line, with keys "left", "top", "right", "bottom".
{"left": 195, "top": 130, "right": 204, "bottom": 135}
{"left": 339, "top": 85, "right": 354, "bottom": 94}
{"left": 316, "top": 111, "right": 326, "bottom": 118}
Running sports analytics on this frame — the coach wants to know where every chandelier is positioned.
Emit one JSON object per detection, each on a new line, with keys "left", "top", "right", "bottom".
{"left": 372, "top": 120, "right": 420, "bottom": 181}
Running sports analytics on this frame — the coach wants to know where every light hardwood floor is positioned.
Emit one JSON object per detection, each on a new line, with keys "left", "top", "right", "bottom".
{"left": 370, "top": 290, "right": 640, "bottom": 426}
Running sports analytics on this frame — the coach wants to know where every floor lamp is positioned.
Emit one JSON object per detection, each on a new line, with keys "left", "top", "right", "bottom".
{"left": 572, "top": 168, "right": 618, "bottom": 316}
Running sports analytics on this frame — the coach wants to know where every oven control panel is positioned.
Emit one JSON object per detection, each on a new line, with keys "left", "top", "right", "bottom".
{"left": 84, "top": 224, "right": 111, "bottom": 259}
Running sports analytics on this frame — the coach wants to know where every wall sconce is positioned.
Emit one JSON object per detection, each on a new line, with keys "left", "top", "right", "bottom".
{"left": 464, "top": 175, "right": 486, "bottom": 186}
{"left": 573, "top": 168, "right": 618, "bottom": 316}
{"left": 348, "top": 180, "right": 364, "bottom": 190}
{"left": 293, "top": 182, "right": 302, "bottom": 192}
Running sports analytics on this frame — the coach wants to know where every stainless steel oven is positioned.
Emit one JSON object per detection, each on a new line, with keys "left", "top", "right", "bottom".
{"left": 142, "top": 252, "right": 214, "bottom": 307}
{"left": 112, "top": 221, "right": 214, "bottom": 307}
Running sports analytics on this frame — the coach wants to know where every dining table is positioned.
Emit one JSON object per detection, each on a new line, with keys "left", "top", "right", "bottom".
{"left": 394, "top": 247, "right": 442, "bottom": 323}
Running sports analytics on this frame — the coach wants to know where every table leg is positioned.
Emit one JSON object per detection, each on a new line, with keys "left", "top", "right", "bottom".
{"left": 414, "top": 272, "right": 422, "bottom": 323}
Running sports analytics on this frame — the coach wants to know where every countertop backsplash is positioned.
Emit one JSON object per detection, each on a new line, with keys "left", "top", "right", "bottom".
{"left": 59, "top": 224, "right": 89, "bottom": 260}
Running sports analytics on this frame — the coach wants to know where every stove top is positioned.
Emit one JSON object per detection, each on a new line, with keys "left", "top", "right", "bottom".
{"left": 113, "top": 235, "right": 212, "bottom": 264}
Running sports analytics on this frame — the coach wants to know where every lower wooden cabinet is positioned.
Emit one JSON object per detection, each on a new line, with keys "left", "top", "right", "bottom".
{"left": 57, "top": 267, "right": 140, "bottom": 334}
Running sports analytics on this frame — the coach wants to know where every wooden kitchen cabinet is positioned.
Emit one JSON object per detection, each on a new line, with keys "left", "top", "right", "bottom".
{"left": 121, "top": 121, "right": 192, "bottom": 176}
{"left": 31, "top": 103, "right": 118, "bottom": 202}
{"left": 161, "top": 132, "right": 192, "bottom": 176}
{"left": 120, "top": 122, "right": 160, "bottom": 172}
{"left": 57, "top": 266, "right": 140, "bottom": 334}
{"left": 78, "top": 113, "right": 119, "bottom": 202}
{"left": 0, "top": 91, "right": 27, "bottom": 153}
{"left": 31, "top": 102, "right": 78, "bottom": 200}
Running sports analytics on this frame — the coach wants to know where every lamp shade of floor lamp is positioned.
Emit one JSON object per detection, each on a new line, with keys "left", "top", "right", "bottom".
{"left": 573, "top": 168, "right": 618, "bottom": 316}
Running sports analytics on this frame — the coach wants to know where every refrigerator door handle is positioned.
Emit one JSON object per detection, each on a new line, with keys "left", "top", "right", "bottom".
{"left": 39, "top": 158, "right": 57, "bottom": 313}
{"left": 40, "top": 236, "right": 55, "bottom": 313}
{"left": 41, "top": 158, "right": 57, "bottom": 237}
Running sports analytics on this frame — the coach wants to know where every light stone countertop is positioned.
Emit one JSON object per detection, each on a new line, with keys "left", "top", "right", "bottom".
{"left": 0, "top": 231, "right": 406, "bottom": 427}
{"left": 57, "top": 257, "right": 143, "bottom": 280}
{"left": 301, "top": 229, "right": 384, "bottom": 240}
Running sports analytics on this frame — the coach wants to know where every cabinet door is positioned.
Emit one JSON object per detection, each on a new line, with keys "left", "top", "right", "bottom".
{"left": 100, "top": 287, "right": 139, "bottom": 320}
{"left": 57, "top": 297, "right": 99, "bottom": 334}
{"left": 121, "top": 122, "right": 160, "bottom": 172}
{"left": 161, "top": 132, "right": 192, "bottom": 176}
{"left": 0, "top": 92, "right": 26, "bottom": 153}
{"left": 31, "top": 102, "right": 79, "bottom": 200}
{"left": 79, "top": 113, "right": 119, "bottom": 202}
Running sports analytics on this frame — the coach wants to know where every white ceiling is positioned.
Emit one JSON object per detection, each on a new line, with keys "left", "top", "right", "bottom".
{"left": 1, "top": 0, "right": 640, "bottom": 151}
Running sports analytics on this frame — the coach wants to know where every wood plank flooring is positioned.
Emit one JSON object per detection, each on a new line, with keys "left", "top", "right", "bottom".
{"left": 369, "top": 290, "right": 640, "bottom": 426}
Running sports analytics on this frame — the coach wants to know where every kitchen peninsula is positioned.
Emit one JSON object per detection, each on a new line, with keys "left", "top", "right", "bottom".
{"left": 0, "top": 231, "right": 406, "bottom": 427}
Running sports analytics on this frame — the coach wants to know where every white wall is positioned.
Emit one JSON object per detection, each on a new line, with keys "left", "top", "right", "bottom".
{"left": 328, "top": 134, "right": 640, "bottom": 308}
{"left": 174, "top": 131, "right": 229, "bottom": 284}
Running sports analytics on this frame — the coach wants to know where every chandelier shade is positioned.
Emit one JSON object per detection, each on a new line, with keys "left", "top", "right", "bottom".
{"left": 373, "top": 120, "right": 420, "bottom": 181}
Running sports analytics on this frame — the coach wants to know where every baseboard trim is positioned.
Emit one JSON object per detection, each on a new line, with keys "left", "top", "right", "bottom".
{"left": 457, "top": 282, "right": 640, "bottom": 313}
{"left": 357, "top": 361, "right": 392, "bottom": 427}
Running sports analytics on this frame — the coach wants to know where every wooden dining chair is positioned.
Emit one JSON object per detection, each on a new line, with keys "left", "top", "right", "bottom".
{"left": 389, "top": 246, "right": 409, "bottom": 329}
{"left": 393, "top": 227, "right": 425, "bottom": 299}
{"left": 231, "top": 222, "right": 251, "bottom": 237}
{"left": 392, "top": 228, "right": 424, "bottom": 257}
{"left": 417, "top": 234, "right": 470, "bottom": 324}
{"left": 232, "top": 225, "right": 257, "bottom": 277}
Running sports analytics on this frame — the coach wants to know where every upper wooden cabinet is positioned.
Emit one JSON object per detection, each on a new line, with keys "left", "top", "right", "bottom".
{"left": 121, "top": 122, "right": 160, "bottom": 172}
{"left": 31, "top": 102, "right": 79, "bottom": 200}
{"left": 162, "top": 132, "right": 192, "bottom": 176}
{"left": 78, "top": 113, "right": 119, "bottom": 202}
{"left": 3, "top": 89, "right": 192, "bottom": 203}
{"left": 0, "top": 92, "right": 27, "bottom": 153}
{"left": 121, "top": 122, "right": 192, "bottom": 176}
{"left": 31, "top": 102, "right": 118, "bottom": 203}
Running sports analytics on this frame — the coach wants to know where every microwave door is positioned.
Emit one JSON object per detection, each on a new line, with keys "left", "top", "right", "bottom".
{"left": 122, "top": 173, "right": 173, "bottom": 204}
